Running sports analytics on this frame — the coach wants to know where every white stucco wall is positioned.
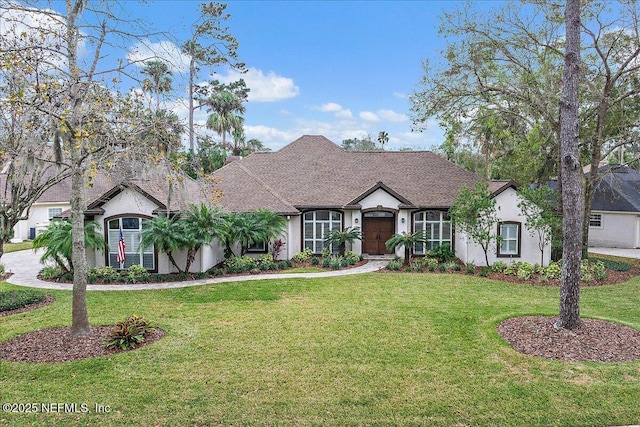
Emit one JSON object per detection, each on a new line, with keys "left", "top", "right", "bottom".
{"left": 588, "top": 211, "right": 640, "bottom": 248}
{"left": 13, "top": 202, "right": 71, "bottom": 241}
{"left": 455, "top": 187, "right": 551, "bottom": 267}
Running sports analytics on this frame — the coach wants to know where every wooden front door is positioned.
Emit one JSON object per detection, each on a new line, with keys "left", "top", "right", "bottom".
{"left": 363, "top": 216, "right": 395, "bottom": 255}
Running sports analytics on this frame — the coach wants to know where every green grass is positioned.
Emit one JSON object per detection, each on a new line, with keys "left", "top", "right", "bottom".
{"left": 1, "top": 273, "right": 640, "bottom": 426}
{"left": 279, "top": 266, "right": 326, "bottom": 273}
{"left": 3, "top": 241, "right": 33, "bottom": 253}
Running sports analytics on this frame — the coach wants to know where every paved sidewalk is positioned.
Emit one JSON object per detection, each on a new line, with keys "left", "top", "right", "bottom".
{"left": 3, "top": 249, "right": 387, "bottom": 291}
{"left": 589, "top": 247, "right": 640, "bottom": 259}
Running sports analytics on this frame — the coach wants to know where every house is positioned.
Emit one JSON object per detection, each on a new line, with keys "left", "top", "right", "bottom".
{"left": 212, "top": 135, "right": 550, "bottom": 267}
{"left": 16, "top": 135, "right": 550, "bottom": 272}
{"left": 588, "top": 164, "right": 640, "bottom": 249}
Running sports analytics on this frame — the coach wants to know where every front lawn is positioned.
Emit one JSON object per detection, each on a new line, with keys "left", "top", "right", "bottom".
{"left": 1, "top": 273, "right": 639, "bottom": 426}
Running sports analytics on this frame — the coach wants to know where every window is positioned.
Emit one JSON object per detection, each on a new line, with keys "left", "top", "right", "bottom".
{"left": 303, "top": 210, "right": 342, "bottom": 254}
{"left": 107, "top": 217, "right": 154, "bottom": 270}
{"left": 247, "top": 241, "right": 266, "bottom": 253}
{"left": 498, "top": 222, "right": 521, "bottom": 257}
{"left": 413, "top": 211, "right": 452, "bottom": 254}
{"left": 589, "top": 213, "right": 603, "bottom": 228}
{"left": 48, "top": 208, "right": 63, "bottom": 220}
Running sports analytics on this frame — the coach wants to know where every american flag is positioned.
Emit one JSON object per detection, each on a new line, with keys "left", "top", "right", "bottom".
{"left": 117, "top": 229, "right": 126, "bottom": 265}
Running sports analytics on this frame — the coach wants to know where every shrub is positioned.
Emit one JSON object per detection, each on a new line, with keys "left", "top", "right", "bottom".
{"left": 387, "top": 258, "right": 403, "bottom": 271}
{"left": 277, "top": 260, "right": 292, "bottom": 270}
{"left": 591, "top": 257, "right": 630, "bottom": 272}
{"left": 344, "top": 251, "right": 360, "bottom": 266}
{"left": 479, "top": 267, "right": 491, "bottom": 277}
{"left": 293, "top": 247, "right": 314, "bottom": 263}
{"left": 322, "top": 257, "right": 331, "bottom": 268}
{"left": 516, "top": 262, "right": 534, "bottom": 281}
{"left": 207, "top": 267, "right": 224, "bottom": 277}
{"left": 258, "top": 261, "right": 277, "bottom": 271}
{"left": 103, "top": 315, "right": 155, "bottom": 350}
{"left": 425, "top": 258, "right": 439, "bottom": 272}
{"left": 224, "top": 256, "right": 257, "bottom": 273}
{"left": 466, "top": 262, "right": 476, "bottom": 275}
{"left": 327, "top": 255, "right": 343, "bottom": 270}
{"left": 427, "top": 243, "right": 455, "bottom": 262}
{"left": 504, "top": 263, "right": 518, "bottom": 276}
{"left": 408, "top": 259, "right": 423, "bottom": 272}
{"left": 92, "top": 266, "right": 120, "bottom": 283}
{"left": 311, "top": 256, "right": 320, "bottom": 265}
{"left": 0, "top": 289, "right": 46, "bottom": 312}
{"left": 491, "top": 261, "right": 507, "bottom": 273}
{"left": 321, "top": 247, "right": 331, "bottom": 257}
{"left": 544, "top": 261, "right": 562, "bottom": 280}
{"left": 444, "top": 261, "right": 460, "bottom": 271}
{"left": 592, "top": 260, "right": 607, "bottom": 281}
{"left": 39, "top": 265, "right": 63, "bottom": 280}
{"left": 127, "top": 265, "right": 150, "bottom": 283}
{"left": 196, "top": 272, "right": 207, "bottom": 280}
{"left": 257, "top": 253, "right": 274, "bottom": 266}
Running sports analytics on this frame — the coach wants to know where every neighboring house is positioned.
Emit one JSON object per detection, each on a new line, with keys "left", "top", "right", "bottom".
{"left": 588, "top": 164, "right": 640, "bottom": 249}
{"left": 212, "top": 135, "right": 550, "bottom": 266}
{"left": 17, "top": 135, "right": 551, "bottom": 272}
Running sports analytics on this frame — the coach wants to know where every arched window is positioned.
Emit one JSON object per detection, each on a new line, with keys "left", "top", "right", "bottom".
{"left": 413, "top": 211, "right": 452, "bottom": 254}
{"left": 303, "top": 210, "right": 342, "bottom": 254}
{"left": 107, "top": 216, "right": 154, "bottom": 270}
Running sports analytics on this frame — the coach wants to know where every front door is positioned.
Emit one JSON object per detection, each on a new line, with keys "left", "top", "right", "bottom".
{"left": 363, "top": 214, "right": 395, "bottom": 255}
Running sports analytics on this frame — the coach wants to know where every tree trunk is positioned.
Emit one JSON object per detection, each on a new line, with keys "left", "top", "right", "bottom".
{"left": 188, "top": 58, "right": 195, "bottom": 152}
{"left": 556, "top": 0, "right": 583, "bottom": 331}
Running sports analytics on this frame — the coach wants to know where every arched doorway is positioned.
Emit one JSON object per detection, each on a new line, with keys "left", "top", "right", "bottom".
{"left": 362, "top": 211, "right": 395, "bottom": 255}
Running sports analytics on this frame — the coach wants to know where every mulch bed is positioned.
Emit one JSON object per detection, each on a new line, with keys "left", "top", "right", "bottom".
{"left": 498, "top": 316, "right": 640, "bottom": 362}
{"left": 0, "top": 326, "right": 165, "bottom": 363}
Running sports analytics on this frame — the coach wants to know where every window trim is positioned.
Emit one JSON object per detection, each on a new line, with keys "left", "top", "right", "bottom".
{"left": 497, "top": 221, "right": 521, "bottom": 258}
{"left": 246, "top": 241, "right": 267, "bottom": 253}
{"left": 104, "top": 214, "right": 157, "bottom": 272}
{"left": 47, "top": 207, "right": 63, "bottom": 220}
{"left": 412, "top": 210, "right": 452, "bottom": 255}
{"left": 301, "top": 209, "right": 344, "bottom": 254}
{"left": 589, "top": 213, "right": 603, "bottom": 229}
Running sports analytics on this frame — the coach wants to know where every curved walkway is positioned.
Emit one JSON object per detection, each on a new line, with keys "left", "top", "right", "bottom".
{"left": 3, "top": 249, "right": 387, "bottom": 291}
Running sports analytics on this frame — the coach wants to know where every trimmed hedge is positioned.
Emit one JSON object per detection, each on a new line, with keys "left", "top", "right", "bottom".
{"left": 0, "top": 289, "right": 46, "bottom": 312}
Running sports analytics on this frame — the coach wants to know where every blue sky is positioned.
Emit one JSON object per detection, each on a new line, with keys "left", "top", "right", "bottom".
{"left": 16, "top": 1, "right": 504, "bottom": 151}
{"left": 121, "top": 0, "right": 487, "bottom": 151}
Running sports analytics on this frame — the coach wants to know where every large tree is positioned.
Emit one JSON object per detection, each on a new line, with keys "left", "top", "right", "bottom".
{"left": 202, "top": 79, "right": 248, "bottom": 154}
{"left": 0, "top": 0, "right": 175, "bottom": 337}
{"left": 410, "top": 0, "right": 640, "bottom": 249}
{"left": 182, "top": 2, "right": 245, "bottom": 152}
{"left": 556, "top": 0, "right": 583, "bottom": 330}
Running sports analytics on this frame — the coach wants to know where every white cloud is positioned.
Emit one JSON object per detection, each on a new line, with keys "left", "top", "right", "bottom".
{"left": 318, "top": 102, "right": 343, "bottom": 112}
{"left": 336, "top": 109, "right": 353, "bottom": 120}
{"left": 127, "top": 40, "right": 190, "bottom": 73}
{"left": 216, "top": 68, "right": 299, "bottom": 102}
{"left": 359, "top": 111, "right": 380, "bottom": 122}
{"left": 393, "top": 91, "right": 407, "bottom": 99}
{"left": 378, "top": 109, "right": 407, "bottom": 123}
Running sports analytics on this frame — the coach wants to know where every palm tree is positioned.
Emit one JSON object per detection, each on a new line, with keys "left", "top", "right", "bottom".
{"left": 377, "top": 131, "right": 389, "bottom": 151}
{"left": 205, "top": 90, "right": 245, "bottom": 151}
{"left": 33, "top": 220, "right": 106, "bottom": 273}
{"left": 385, "top": 230, "right": 427, "bottom": 263}
{"left": 181, "top": 203, "right": 225, "bottom": 272}
{"left": 251, "top": 209, "right": 287, "bottom": 249}
{"left": 141, "top": 60, "right": 173, "bottom": 111}
{"left": 140, "top": 214, "right": 186, "bottom": 273}
{"left": 324, "top": 226, "right": 362, "bottom": 256}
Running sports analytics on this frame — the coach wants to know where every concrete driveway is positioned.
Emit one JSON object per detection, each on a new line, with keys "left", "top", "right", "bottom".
{"left": 589, "top": 247, "right": 640, "bottom": 259}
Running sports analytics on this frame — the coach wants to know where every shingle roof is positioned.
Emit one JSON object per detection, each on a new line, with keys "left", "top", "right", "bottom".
{"left": 592, "top": 165, "right": 640, "bottom": 213}
{"left": 212, "top": 135, "right": 482, "bottom": 214}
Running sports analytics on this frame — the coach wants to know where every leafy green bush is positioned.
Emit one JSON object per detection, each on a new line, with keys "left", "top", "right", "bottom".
{"left": 427, "top": 243, "right": 455, "bottom": 262}
{"left": 425, "top": 258, "right": 439, "bottom": 272}
{"left": 408, "top": 259, "right": 423, "bottom": 272}
{"left": 207, "top": 267, "right": 224, "bottom": 277}
{"left": 466, "top": 262, "right": 476, "bottom": 275}
{"left": 544, "top": 261, "right": 562, "bottom": 280}
{"left": 103, "top": 315, "right": 155, "bottom": 350}
{"left": 516, "top": 262, "right": 534, "bottom": 281}
{"left": 322, "top": 257, "right": 331, "bottom": 268}
{"left": 224, "top": 256, "right": 257, "bottom": 273}
{"left": 127, "top": 265, "right": 150, "bottom": 283}
{"left": 491, "top": 261, "right": 507, "bottom": 273}
{"left": 90, "top": 266, "right": 120, "bottom": 283}
{"left": 311, "top": 256, "right": 320, "bottom": 265}
{"left": 293, "top": 247, "right": 314, "bottom": 263}
{"left": 580, "top": 259, "right": 607, "bottom": 282}
{"left": 277, "top": 260, "right": 292, "bottom": 270}
{"left": 257, "top": 254, "right": 274, "bottom": 266}
{"left": 479, "top": 267, "right": 491, "bottom": 277}
{"left": 444, "top": 261, "right": 460, "bottom": 271}
{"left": 387, "top": 258, "right": 403, "bottom": 271}
{"left": 39, "top": 265, "right": 63, "bottom": 280}
{"left": 343, "top": 251, "right": 360, "bottom": 266}
{"left": 591, "top": 257, "right": 630, "bottom": 272}
{"left": 258, "top": 261, "right": 277, "bottom": 271}
{"left": 591, "top": 260, "right": 607, "bottom": 281}
{"left": 326, "top": 255, "right": 343, "bottom": 270}
{"left": 0, "top": 289, "right": 46, "bottom": 312}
